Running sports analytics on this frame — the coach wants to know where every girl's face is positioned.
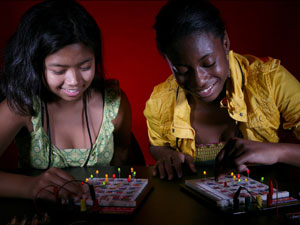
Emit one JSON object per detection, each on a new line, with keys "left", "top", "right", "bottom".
{"left": 165, "top": 32, "right": 230, "bottom": 103}
{"left": 44, "top": 43, "right": 95, "bottom": 102}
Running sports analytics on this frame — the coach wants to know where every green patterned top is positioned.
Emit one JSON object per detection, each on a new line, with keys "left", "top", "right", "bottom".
{"left": 15, "top": 80, "right": 120, "bottom": 169}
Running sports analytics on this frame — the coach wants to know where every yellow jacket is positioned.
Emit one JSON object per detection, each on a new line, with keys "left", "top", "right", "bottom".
{"left": 144, "top": 50, "right": 300, "bottom": 159}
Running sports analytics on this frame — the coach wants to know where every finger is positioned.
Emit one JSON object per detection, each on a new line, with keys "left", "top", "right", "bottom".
{"left": 157, "top": 160, "right": 166, "bottom": 179}
{"left": 163, "top": 158, "right": 174, "bottom": 180}
{"left": 172, "top": 155, "right": 183, "bottom": 178}
{"left": 152, "top": 163, "right": 158, "bottom": 176}
{"left": 232, "top": 151, "right": 253, "bottom": 173}
{"left": 44, "top": 168, "right": 81, "bottom": 196}
{"left": 184, "top": 154, "right": 196, "bottom": 173}
{"left": 215, "top": 172, "right": 228, "bottom": 182}
{"left": 237, "top": 164, "right": 248, "bottom": 173}
{"left": 214, "top": 164, "right": 227, "bottom": 181}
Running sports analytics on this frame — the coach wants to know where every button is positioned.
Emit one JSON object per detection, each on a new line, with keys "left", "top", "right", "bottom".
{"left": 239, "top": 113, "right": 243, "bottom": 117}
{"left": 172, "top": 128, "right": 175, "bottom": 133}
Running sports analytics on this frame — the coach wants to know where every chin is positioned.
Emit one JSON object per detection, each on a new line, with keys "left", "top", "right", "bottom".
{"left": 188, "top": 90, "right": 219, "bottom": 104}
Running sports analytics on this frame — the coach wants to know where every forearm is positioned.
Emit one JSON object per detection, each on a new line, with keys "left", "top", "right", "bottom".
{"left": 277, "top": 143, "right": 300, "bottom": 167}
{"left": 0, "top": 171, "right": 34, "bottom": 199}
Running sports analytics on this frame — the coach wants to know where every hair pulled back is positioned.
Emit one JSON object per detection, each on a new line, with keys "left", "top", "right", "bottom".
{"left": 154, "top": 0, "right": 225, "bottom": 55}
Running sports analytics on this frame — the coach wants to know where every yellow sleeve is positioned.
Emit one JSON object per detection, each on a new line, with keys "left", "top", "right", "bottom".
{"left": 272, "top": 65, "right": 300, "bottom": 139}
{"left": 144, "top": 93, "right": 171, "bottom": 147}
{"left": 144, "top": 76, "right": 178, "bottom": 147}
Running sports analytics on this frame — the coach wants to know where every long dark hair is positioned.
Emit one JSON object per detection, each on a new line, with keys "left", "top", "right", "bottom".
{"left": 154, "top": 0, "right": 225, "bottom": 55}
{"left": 0, "top": 0, "right": 105, "bottom": 116}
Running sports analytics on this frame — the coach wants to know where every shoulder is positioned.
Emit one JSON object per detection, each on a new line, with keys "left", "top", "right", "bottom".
{"left": 112, "top": 88, "right": 131, "bottom": 131}
{"left": 234, "top": 52, "right": 281, "bottom": 79}
{"left": 148, "top": 75, "right": 178, "bottom": 99}
{"left": 144, "top": 75, "right": 178, "bottom": 119}
{"left": 232, "top": 52, "right": 285, "bottom": 91}
{"left": 145, "top": 75, "right": 178, "bottom": 109}
{"left": 0, "top": 99, "right": 32, "bottom": 131}
{"left": 102, "top": 79, "right": 131, "bottom": 127}
{"left": 118, "top": 89, "right": 131, "bottom": 116}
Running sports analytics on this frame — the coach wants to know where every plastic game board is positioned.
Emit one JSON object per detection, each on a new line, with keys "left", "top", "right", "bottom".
{"left": 80, "top": 178, "right": 149, "bottom": 208}
{"left": 185, "top": 175, "right": 289, "bottom": 207}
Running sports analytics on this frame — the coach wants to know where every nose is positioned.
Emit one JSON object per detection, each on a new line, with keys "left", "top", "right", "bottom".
{"left": 193, "top": 67, "right": 209, "bottom": 88}
{"left": 65, "top": 69, "right": 79, "bottom": 86}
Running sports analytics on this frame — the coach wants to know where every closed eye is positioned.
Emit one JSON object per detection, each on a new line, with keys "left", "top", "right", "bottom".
{"left": 203, "top": 62, "right": 216, "bottom": 68}
{"left": 51, "top": 70, "right": 66, "bottom": 75}
{"left": 80, "top": 66, "right": 91, "bottom": 71}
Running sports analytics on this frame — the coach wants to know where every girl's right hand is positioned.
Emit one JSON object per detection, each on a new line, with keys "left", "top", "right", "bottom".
{"left": 29, "top": 167, "right": 83, "bottom": 201}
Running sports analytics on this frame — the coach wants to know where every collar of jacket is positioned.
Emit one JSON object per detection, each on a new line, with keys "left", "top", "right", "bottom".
{"left": 226, "top": 50, "right": 247, "bottom": 123}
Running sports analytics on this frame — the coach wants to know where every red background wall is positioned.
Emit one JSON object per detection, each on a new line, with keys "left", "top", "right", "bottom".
{"left": 0, "top": 0, "right": 299, "bottom": 167}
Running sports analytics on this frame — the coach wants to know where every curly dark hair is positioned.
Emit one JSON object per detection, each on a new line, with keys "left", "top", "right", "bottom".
{"left": 0, "top": 0, "right": 105, "bottom": 116}
{"left": 154, "top": 0, "right": 226, "bottom": 55}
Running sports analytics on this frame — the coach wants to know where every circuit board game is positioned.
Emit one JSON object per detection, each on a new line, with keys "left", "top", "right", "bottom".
{"left": 185, "top": 175, "right": 289, "bottom": 207}
{"left": 80, "top": 177, "right": 149, "bottom": 208}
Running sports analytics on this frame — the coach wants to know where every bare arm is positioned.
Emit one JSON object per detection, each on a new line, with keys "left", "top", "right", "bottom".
{"left": 0, "top": 100, "right": 82, "bottom": 200}
{"left": 0, "top": 168, "right": 82, "bottom": 200}
{"left": 111, "top": 90, "right": 132, "bottom": 166}
{"left": 0, "top": 99, "right": 28, "bottom": 155}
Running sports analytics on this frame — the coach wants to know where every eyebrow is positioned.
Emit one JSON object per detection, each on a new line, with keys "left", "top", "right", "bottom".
{"left": 200, "top": 53, "right": 213, "bottom": 60}
{"left": 47, "top": 58, "right": 93, "bottom": 67}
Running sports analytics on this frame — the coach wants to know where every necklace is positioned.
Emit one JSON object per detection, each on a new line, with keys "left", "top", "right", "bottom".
{"left": 41, "top": 96, "right": 94, "bottom": 169}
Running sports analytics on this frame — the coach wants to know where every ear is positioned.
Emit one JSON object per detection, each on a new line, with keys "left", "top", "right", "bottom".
{"left": 165, "top": 56, "right": 175, "bottom": 72}
{"left": 223, "top": 30, "right": 230, "bottom": 54}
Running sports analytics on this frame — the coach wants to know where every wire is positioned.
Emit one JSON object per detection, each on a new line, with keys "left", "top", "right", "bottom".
{"left": 83, "top": 95, "right": 94, "bottom": 167}
{"left": 44, "top": 102, "right": 52, "bottom": 169}
{"left": 42, "top": 94, "right": 94, "bottom": 169}
{"left": 34, "top": 184, "right": 57, "bottom": 215}
{"left": 34, "top": 179, "right": 97, "bottom": 217}
{"left": 233, "top": 185, "right": 260, "bottom": 208}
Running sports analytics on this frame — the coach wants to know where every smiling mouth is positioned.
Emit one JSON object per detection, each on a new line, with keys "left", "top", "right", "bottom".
{"left": 63, "top": 88, "right": 80, "bottom": 97}
{"left": 199, "top": 83, "right": 214, "bottom": 94}
{"left": 68, "top": 89, "right": 79, "bottom": 92}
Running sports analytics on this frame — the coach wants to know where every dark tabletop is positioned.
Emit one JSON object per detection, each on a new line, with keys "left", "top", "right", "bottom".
{"left": 1, "top": 164, "right": 300, "bottom": 225}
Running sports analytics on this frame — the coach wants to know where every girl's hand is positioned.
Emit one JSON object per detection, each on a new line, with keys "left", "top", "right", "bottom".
{"left": 29, "top": 167, "right": 83, "bottom": 201}
{"left": 151, "top": 146, "right": 196, "bottom": 180}
{"left": 214, "top": 138, "right": 280, "bottom": 180}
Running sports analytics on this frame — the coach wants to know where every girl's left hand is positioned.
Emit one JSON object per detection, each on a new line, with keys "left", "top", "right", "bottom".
{"left": 214, "top": 138, "right": 280, "bottom": 180}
